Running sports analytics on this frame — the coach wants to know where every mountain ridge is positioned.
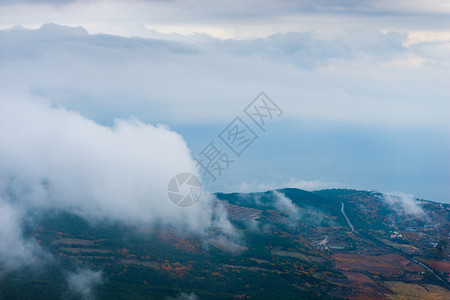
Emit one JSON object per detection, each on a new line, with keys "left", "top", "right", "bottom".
{"left": 1, "top": 187, "right": 449, "bottom": 299}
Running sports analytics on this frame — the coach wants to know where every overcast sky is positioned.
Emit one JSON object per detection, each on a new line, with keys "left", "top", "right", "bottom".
{"left": 0, "top": 0, "right": 449, "bottom": 211}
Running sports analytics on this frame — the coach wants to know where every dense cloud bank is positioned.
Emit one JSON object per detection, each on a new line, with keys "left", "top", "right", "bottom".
{"left": 0, "top": 24, "right": 448, "bottom": 126}
{"left": 0, "top": 96, "right": 238, "bottom": 272}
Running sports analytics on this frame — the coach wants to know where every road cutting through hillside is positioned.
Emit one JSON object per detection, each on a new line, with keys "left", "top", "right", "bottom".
{"left": 340, "top": 202, "right": 450, "bottom": 289}
{"left": 341, "top": 201, "right": 356, "bottom": 233}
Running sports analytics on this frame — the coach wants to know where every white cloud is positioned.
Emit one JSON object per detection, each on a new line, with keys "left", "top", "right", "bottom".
{"left": 1, "top": 24, "right": 448, "bottom": 128}
{"left": 238, "top": 178, "right": 338, "bottom": 193}
{"left": 206, "top": 201, "right": 245, "bottom": 253}
{"left": 0, "top": 94, "right": 244, "bottom": 272}
{"left": 369, "top": 0, "right": 450, "bottom": 14}
{"left": 382, "top": 53, "right": 427, "bottom": 68}
{"left": 272, "top": 191, "right": 301, "bottom": 224}
{"left": 67, "top": 268, "right": 103, "bottom": 300}
{"left": 0, "top": 198, "right": 46, "bottom": 273}
{"left": 167, "top": 292, "right": 199, "bottom": 300}
{"left": 241, "top": 191, "right": 327, "bottom": 226}
{"left": 382, "top": 192, "right": 426, "bottom": 217}
{"left": 403, "top": 30, "right": 450, "bottom": 46}
{"left": 0, "top": 90, "right": 251, "bottom": 277}
{"left": 0, "top": 95, "right": 202, "bottom": 226}
{"left": 1, "top": 1, "right": 449, "bottom": 39}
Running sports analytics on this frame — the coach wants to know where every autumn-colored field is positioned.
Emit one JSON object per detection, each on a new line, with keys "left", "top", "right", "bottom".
{"left": 271, "top": 250, "right": 325, "bottom": 263}
{"left": 59, "top": 247, "right": 113, "bottom": 254}
{"left": 334, "top": 271, "right": 391, "bottom": 299}
{"left": 51, "top": 238, "right": 95, "bottom": 246}
{"left": 380, "top": 239, "right": 420, "bottom": 254}
{"left": 332, "top": 253, "right": 424, "bottom": 276}
{"left": 383, "top": 281, "right": 450, "bottom": 300}
{"left": 418, "top": 259, "right": 450, "bottom": 274}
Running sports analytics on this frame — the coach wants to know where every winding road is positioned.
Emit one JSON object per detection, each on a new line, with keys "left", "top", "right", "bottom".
{"left": 340, "top": 201, "right": 356, "bottom": 233}
{"left": 340, "top": 201, "right": 450, "bottom": 289}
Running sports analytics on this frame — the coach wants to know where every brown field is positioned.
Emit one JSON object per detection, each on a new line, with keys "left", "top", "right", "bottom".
{"left": 52, "top": 238, "right": 95, "bottom": 246}
{"left": 329, "top": 271, "right": 390, "bottom": 299}
{"left": 344, "top": 271, "right": 388, "bottom": 298}
{"left": 59, "top": 247, "right": 113, "bottom": 254}
{"left": 68, "top": 255, "right": 115, "bottom": 260}
{"left": 271, "top": 250, "right": 325, "bottom": 263}
{"left": 220, "top": 264, "right": 271, "bottom": 272}
{"left": 120, "top": 259, "right": 160, "bottom": 269}
{"left": 380, "top": 239, "right": 420, "bottom": 254}
{"left": 418, "top": 259, "right": 450, "bottom": 274}
{"left": 208, "top": 238, "right": 248, "bottom": 254}
{"left": 332, "top": 253, "right": 424, "bottom": 276}
{"left": 224, "top": 202, "right": 262, "bottom": 220}
{"left": 383, "top": 281, "right": 450, "bottom": 300}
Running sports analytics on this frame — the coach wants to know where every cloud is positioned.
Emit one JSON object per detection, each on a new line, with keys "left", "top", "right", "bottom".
{"left": 0, "top": 23, "right": 448, "bottom": 205}
{"left": 0, "top": 0, "right": 77, "bottom": 6}
{"left": 167, "top": 292, "right": 199, "bottom": 300}
{"left": 208, "top": 235, "right": 247, "bottom": 255}
{"left": 0, "top": 79, "right": 252, "bottom": 276}
{"left": 382, "top": 192, "right": 426, "bottom": 217}
{"left": 0, "top": 95, "right": 202, "bottom": 226}
{"left": 367, "top": 0, "right": 450, "bottom": 14}
{"left": 272, "top": 191, "right": 301, "bottom": 224}
{"left": 0, "top": 1, "right": 449, "bottom": 44}
{"left": 67, "top": 268, "right": 103, "bottom": 300}
{"left": 271, "top": 191, "right": 327, "bottom": 226}
{"left": 238, "top": 178, "right": 338, "bottom": 193}
{"left": 1, "top": 24, "right": 448, "bottom": 128}
{"left": 0, "top": 197, "right": 46, "bottom": 274}
{"left": 0, "top": 94, "right": 244, "bottom": 273}
{"left": 1, "top": 1, "right": 449, "bottom": 25}
{"left": 206, "top": 201, "right": 245, "bottom": 254}
{"left": 218, "top": 30, "right": 409, "bottom": 69}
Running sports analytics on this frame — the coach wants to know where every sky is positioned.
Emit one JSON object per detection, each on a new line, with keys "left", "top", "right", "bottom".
{"left": 0, "top": 0, "right": 449, "bottom": 217}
